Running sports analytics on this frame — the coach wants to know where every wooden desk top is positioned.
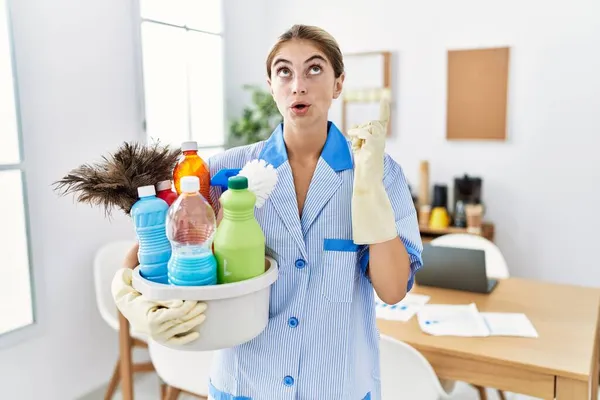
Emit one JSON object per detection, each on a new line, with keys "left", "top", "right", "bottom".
{"left": 377, "top": 277, "right": 600, "bottom": 381}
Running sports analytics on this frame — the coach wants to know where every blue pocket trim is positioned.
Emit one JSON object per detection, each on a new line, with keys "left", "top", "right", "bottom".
{"left": 323, "top": 238, "right": 359, "bottom": 252}
{"left": 209, "top": 381, "right": 252, "bottom": 400}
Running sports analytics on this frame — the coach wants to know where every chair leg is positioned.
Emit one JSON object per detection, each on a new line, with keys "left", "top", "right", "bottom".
{"left": 160, "top": 382, "right": 167, "bottom": 400}
{"left": 475, "top": 385, "right": 488, "bottom": 400}
{"left": 118, "top": 312, "right": 134, "bottom": 400}
{"left": 104, "top": 359, "right": 120, "bottom": 400}
{"left": 496, "top": 389, "right": 507, "bottom": 400}
{"left": 164, "top": 386, "right": 182, "bottom": 400}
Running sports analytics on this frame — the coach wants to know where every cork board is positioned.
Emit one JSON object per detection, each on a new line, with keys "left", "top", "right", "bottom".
{"left": 446, "top": 47, "right": 510, "bottom": 141}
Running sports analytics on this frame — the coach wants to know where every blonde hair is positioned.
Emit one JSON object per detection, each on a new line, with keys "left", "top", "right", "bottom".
{"left": 266, "top": 24, "right": 345, "bottom": 79}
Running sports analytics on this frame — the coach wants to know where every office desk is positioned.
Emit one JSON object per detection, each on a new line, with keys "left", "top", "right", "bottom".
{"left": 377, "top": 278, "right": 600, "bottom": 399}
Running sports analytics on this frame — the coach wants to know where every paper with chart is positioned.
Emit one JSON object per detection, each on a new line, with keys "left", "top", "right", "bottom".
{"left": 416, "top": 303, "right": 539, "bottom": 338}
{"left": 375, "top": 293, "right": 431, "bottom": 322}
{"left": 417, "top": 303, "right": 491, "bottom": 337}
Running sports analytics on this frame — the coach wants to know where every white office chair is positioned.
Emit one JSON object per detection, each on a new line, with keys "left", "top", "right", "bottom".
{"left": 429, "top": 233, "right": 509, "bottom": 400}
{"left": 379, "top": 334, "right": 454, "bottom": 399}
{"left": 430, "top": 233, "right": 509, "bottom": 279}
{"left": 93, "top": 239, "right": 156, "bottom": 399}
{"left": 148, "top": 340, "right": 214, "bottom": 399}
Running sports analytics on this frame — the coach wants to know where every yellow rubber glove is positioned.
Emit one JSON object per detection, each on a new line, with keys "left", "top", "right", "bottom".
{"left": 111, "top": 268, "right": 207, "bottom": 345}
{"left": 347, "top": 98, "right": 398, "bottom": 245}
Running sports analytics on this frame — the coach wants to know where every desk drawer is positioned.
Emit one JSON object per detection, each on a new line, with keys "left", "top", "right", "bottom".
{"left": 422, "top": 350, "right": 555, "bottom": 399}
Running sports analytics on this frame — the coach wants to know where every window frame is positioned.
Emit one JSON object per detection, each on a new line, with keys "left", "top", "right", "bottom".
{"left": 131, "top": 0, "right": 226, "bottom": 153}
{"left": 0, "top": 0, "right": 39, "bottom": 347}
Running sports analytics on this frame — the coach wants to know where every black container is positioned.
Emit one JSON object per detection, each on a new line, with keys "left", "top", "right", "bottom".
{"left": 431, "top": 184, "right": 448, "bottom": 209}
{"left": 454, "top": 174, "right": 482, "bottom": 208}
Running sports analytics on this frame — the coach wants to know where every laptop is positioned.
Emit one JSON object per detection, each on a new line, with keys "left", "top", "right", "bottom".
{"left": 415, "top": 244, "right": 499, "bottom": 294}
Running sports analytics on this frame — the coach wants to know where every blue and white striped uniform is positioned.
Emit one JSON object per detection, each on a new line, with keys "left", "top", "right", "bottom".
{"left": 206, "top": 121, "right": 423, "bottom": 400}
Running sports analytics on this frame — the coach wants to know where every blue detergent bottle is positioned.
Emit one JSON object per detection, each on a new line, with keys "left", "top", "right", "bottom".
{"left": 130, "top": 185, "right": 172, "bottom": 284}
{"left": 166, "top": 176, "right": 218, "bottom": 286}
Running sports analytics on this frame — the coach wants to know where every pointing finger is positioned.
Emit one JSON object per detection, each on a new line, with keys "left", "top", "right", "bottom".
{"left": 379, "top": 96, "right": 390, "bottom": 127}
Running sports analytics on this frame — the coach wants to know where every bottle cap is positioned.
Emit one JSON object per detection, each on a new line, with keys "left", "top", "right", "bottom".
{"left": 181, "top": 176, "right": 200, "bottom": 193}
{"left": 228, "top": 175, "right": 248, "bottom": 190}
{"left": 181, "top": 141, "right": 198, "bottom": 152}
{"left": 137, "top": 185, "right": 156, "bottom": 198}
{"left": 156, "top": 180, "right": 172, "bottom": 191}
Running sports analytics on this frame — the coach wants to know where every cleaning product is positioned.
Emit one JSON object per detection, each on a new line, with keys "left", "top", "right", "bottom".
{"left": 210, "top": 159, "right": 278, "bottom": 208}
{"left": 210, "top": 168, "right": 241, "bottom": 192}
{"left": 130, "top": 185, "right": 171, "bottom": 284}
{"left": 213, "top": 176, "right": 265, "bottom": 284}
{"left": 156, "top": 180, "right": 178, "bottom": 206}
{"left": 166, "top": 176, "right": 217, "bottom": 286}
{"left": 173, "top": 141, "right": 211, "bottom": 202}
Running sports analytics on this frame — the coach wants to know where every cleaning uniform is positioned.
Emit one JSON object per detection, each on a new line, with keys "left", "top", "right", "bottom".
{"left": 206, "top": 121, "right": 423, "bottom": 400}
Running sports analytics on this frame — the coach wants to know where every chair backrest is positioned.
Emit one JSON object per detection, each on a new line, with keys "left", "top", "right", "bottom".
{"left": 379, "top": 335, "right": 451, "bottom": 400}
{"left": 148, "top": 339, "right": 213, "bottom": 396}
{"left": 93, "top": 239, "right": 137, "bottom": 332}
{"left": 430, "top": 233, "right": 509, "bottom": 279}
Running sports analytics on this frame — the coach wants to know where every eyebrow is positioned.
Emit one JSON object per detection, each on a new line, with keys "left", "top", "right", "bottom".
{"left": 272, "top": 54, "right": 329, "bottom": 68}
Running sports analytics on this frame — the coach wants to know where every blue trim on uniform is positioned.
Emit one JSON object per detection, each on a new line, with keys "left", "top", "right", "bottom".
{"left": 209, "top": 381, "right": 252, "bottom": 400}
{"left": 323, "top": 238, "right": 359, "bottom": 252}
{"left": 358, "top": 240, "right": 423, "bottom": 291}
{"left": 403, "top": 241, "right": 424, "bottom": 266}
{"left": 322, "top": 122, "right": 354, "bottom": 172}
{"left": 259, "top": 123, "right": 288, "bottom": 168}
{"left": 259, "top": 121, "right": 353, "bottom": 172}
{"left": 363, "top": 392, "right": 371, "bottom": 400}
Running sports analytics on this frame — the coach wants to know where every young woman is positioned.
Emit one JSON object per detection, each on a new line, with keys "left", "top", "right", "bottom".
{"left": 112, "top": 24, "right": 423, "bottom": 400}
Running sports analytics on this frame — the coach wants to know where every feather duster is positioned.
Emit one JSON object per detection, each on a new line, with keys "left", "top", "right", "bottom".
{"left": 52, "top": 141, "right": 180, "bottom": 217}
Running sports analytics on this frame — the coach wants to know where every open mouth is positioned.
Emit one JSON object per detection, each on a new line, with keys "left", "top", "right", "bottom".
{"left": 291, "top": 102, "right": 310, "bottom": 110}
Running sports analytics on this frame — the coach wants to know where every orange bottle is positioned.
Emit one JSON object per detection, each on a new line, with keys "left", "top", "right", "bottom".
{"left": 173, "top": 141, "right": 211, "bottom": 203}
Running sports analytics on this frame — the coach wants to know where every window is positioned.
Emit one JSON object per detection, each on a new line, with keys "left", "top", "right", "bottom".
{"left": 136, "top": 0, "right": 225, "bottom": 158}
{"left": 0, "top": 0, "right": 35, "bottom": 336}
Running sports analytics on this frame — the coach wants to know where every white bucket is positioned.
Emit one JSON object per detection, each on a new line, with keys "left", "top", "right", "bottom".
{"left": 132, "top": 256, "right": 278, "bottom": 351}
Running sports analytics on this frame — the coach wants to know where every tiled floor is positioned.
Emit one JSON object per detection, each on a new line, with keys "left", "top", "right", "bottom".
{"left": 98, "top": 373, "right": 544, "bottom": 400}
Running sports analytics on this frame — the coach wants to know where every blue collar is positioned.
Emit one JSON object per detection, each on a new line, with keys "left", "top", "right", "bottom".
{"left": 259, "top": 121, "right": 353, "bottom": 172}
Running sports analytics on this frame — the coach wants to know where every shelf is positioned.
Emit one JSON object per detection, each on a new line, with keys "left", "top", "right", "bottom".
{"left": 419, "top": 222, "right": 495, "bottom": 243}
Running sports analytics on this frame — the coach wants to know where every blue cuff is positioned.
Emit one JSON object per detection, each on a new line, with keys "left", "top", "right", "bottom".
{"left": 359, "top": 240, "right": 423, "bottom": 292}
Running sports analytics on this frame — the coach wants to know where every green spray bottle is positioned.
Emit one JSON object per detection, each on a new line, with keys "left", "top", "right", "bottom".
{"left": 214, "top": 175, "right": 266, "bottom": 284}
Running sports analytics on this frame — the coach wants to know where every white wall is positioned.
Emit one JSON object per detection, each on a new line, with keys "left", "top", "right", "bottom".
{"left": 0, "top": 0, "right": 141, "bottom": 398}
{"left": 223, "top": 0, "right": 269, "bottom": 124}
{"left": 226, "top": 0, "right": 600, "bottom": 287}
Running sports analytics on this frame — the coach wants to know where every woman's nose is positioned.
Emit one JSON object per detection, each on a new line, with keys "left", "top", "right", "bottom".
{"left": 292, "top": 77, "right": 307, "bottom": 95}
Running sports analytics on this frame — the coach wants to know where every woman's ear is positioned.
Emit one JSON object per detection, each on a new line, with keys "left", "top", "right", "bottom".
{"left": 266, "top": 77, "right": 274, "bottom": 96}
{"left": 332, "top": 72, "right": 345, "bottom": 99}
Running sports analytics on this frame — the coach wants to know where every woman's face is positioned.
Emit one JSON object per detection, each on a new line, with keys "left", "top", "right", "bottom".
{"left": 267, "top": 39, "right": 344, "bottom": 130}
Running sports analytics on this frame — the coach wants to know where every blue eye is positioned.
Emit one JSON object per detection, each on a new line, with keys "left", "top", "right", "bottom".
{"left": 277, "top": 67, "right": 291, "bottom": 77}
{"left": 309, "top": 65, "right": 322, "bottom": 75}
